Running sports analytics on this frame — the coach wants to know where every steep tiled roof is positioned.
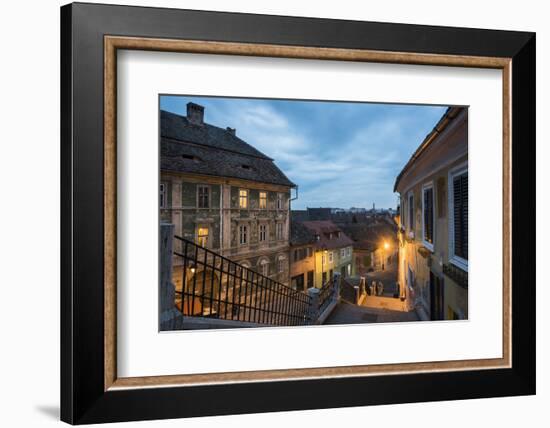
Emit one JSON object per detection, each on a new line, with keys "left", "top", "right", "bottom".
{"left": 301, "top": 220, "right": 354, "bottom": 250}
{"left": 160, "top": 110, "right": 295, "bottom": 187}
{"left": 337, "top": 222, "right": 397, "bottom": 251}
{"left": 290, "top": 221, "right": 317, "bottom": 247}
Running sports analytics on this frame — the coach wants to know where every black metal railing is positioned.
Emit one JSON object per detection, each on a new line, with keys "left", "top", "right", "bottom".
{"left": 318, "top": 277, "right": 337, "bottom": 314}
{"left": 172, "top": 236, "right": 312, "bottom": 326}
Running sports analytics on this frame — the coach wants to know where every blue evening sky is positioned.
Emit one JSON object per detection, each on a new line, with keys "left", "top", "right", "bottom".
{"left": 160, "top": 95, "right": 447, "bottom": 210}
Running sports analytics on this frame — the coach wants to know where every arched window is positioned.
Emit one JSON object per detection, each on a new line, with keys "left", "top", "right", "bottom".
{"left": 258, "top": 258, "right": 270, "bottom": 277}
{"left": 277, "top": 255, "right": 286, "bottom": 273}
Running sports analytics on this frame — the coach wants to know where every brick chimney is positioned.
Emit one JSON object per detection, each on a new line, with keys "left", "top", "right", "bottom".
{"left": 186, "top": 102, "right": 204, "bottom": 126}
{"left": 226, "top": 127, "right": 236, "bottom": 135}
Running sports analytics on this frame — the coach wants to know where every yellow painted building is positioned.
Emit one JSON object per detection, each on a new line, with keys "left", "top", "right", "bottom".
{"left": 290, "top": 220, "right": 354, "bottom": 288}
{"left": 394, "top": 107, "right": 468, "bottom": 320}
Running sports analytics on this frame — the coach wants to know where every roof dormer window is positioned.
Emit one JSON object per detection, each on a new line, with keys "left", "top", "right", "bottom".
{"left": 181, "top": 154, "right": 201, "bottom": 163}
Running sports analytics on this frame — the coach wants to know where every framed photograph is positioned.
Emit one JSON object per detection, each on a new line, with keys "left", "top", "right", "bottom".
{"left": 61, "top": 2, "right": 535, "bottom": 424}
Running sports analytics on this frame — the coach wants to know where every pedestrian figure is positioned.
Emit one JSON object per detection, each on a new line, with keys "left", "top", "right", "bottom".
{"left": 370, "top": 280, "right": 376, "bottom": 296}
{"left": 377, "top": 281, "right": 384, "bottom": 296}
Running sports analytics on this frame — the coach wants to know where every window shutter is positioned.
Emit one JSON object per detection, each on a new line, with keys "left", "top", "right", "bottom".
{"left": 424, "top": 188, "right": 434, "bottom": 243}
{"left": 409, "top": 195, "right": 414, "bottom": 231}
{"left": 453, "top": 173, "right": 468, "bottom": 259}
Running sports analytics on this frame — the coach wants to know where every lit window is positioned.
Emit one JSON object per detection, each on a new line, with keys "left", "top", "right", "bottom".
{"left": 197, "top": 227, "right": 209, "bottom": 248}
{"left": 259, "top": 224, "right": 267, "bottom": 242}
{"left": 276, "top": 223, "right": 283, "bottom": 240}
{"left": 259, "top": 191, "right": 267, "bottom": 209}
{"left": 159, "top": 183, "right": 166, "bottom": 208}
{"left": 239, "top": 225, "right": 248, "bottom": 245}
{"left": 239, "top": 189, "right": 248, "bottom": 209}
{"left": 198, "top": 185, "right": 209, "bottom": 208}
{"left": 322, "top": 254, "right": 326, "bottom": 266}
{"left": 422, "top": 183, "right": 435, "bottom": 248}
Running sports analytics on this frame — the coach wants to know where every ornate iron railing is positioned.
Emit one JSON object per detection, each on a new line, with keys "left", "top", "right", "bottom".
{"left": 172, "top": 236, "right": 312, "bottom": 326}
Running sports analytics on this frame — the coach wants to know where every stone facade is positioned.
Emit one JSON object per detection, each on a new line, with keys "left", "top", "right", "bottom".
{"left": 162, "top": 173, "right": 293, "bottom": 290}
{"left": 161, "top": 103, "right": 295, "bottom": 295}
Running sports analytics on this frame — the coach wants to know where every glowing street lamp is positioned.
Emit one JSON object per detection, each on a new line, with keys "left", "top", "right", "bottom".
{"left": 382, "top": 241, "right": 390, "bottom": 270}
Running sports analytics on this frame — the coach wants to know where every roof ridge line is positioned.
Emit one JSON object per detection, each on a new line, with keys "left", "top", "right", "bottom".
{"left": 161, "top": 135, "right": 274, "bottom": 161}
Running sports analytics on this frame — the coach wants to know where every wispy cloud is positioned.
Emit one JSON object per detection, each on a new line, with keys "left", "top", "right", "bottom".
{"left": 160, "top": 96, "right": 447, "bottom": 209}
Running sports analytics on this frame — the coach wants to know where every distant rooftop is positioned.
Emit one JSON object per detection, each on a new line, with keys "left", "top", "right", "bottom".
{"left": 300, "top": 220, "right": 354, "bottom": 250}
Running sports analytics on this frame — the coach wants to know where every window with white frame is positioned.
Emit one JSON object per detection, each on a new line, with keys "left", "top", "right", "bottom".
{"left": 197, "top": 226, "right": 209, "bottom": 248}
{"left": 159, "top": 183, "right": 166, "bottom": 208}
{"left": 422, "top": 183, "right": 435, "bottom": 249}
{"left": 449, "top": 166, "right": 468, "bottom": 270}
{"left": 328, "top": 251, "right": 333, "bottom": 263}
{"left": 340, "top": 248, "right": 345, "bottom": 258}
{"left": 239, "top": 224, "right": 248, "bottom": 245}
{"left": 346, "top": 247, "right": 351, "bottom": 257}
{"left": 259, "top": 191, "right": 267, "bottom": 209}
{"left": 259, "top": 224, "right": 267, "bottom": 242}
{"left": 197, "top": 185, "right": 209, "bottom": 208}
{"left": 322, "top": 254, "right": 326, "bottom": 266}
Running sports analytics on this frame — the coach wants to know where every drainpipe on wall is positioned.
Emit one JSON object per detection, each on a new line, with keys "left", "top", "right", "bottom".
{"left": 290, "top": 185, "right": 299, "bottom": 203}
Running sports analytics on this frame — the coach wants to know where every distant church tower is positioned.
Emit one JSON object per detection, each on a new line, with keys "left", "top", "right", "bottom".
{"left": 372, "top": 202, "right": 375, "bottom": 211}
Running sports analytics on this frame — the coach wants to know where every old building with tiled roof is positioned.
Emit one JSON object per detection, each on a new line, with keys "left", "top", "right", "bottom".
{"left": 288, "top": 221, "right": 317, "bottom": 290}
{"left": 289, "top": 220, "right": 354, "bottom": 289}
{"left": 394, "top": 106, "right": 468, "bottom": 321}
{"left": 161, "top": 102, "right": 295, "bottom": 291}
